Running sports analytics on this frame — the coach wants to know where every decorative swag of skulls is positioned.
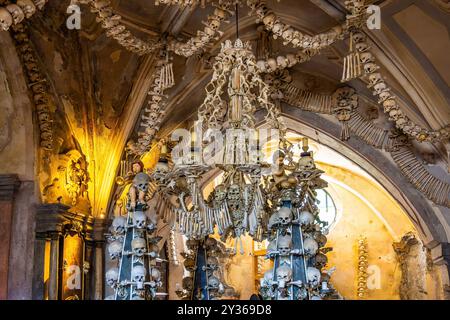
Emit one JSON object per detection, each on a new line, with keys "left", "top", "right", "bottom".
{"left": 159, "top": 39, "right": 285, "bottom": 248}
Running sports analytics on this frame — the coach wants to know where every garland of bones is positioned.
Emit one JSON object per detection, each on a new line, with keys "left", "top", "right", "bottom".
{"left": 121, "top": 0, "right": 449, "bottom": 211}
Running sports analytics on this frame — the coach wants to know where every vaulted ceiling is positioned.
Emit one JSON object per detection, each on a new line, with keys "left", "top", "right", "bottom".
{"left": 5, "top": 0, "right": 449, "bottom": 219}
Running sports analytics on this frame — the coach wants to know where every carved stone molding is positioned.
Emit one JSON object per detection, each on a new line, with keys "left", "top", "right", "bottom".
{"left": 0, "top": 174, "right": 21, "bottom": 201}
{"left": 35, "top": 203, "right": 93, "bottom": 239}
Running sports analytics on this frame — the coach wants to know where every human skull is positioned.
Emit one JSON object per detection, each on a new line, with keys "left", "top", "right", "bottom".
{"left": 298, "top": 155, "right": 315, "bottom": 171}
{"left": 133, "top": 210, "right": 147, "bottom": 229}
{"left": 352, "top": 32, "right": 366, "bottom": 43}
{"left": 131, "top": 237, "right": 147, "bottom": 256}
{"left": 0, "top": 8, "right": 13, "bottom": 31}
{"left": 314, "top": 253, "right": 328, "bottom": 268}
{"left": 112, "top": 216, "right": 127, "bottom": 235}
{"left": 150, "top": 267, "right": 161, "bottom": 282}
{"left": 355, "top": 42, "right": 369, "bottom": 52}
{"left": 378, "top": 90, "right": 392, "bottom": 103}
{"left": 373, "top": 82, "right": 388, "bottom": 95}
{"left": 208, "top": 275, "right": 221, "bottom": 290}
{"left": 359, "top": 52, "right": 374, "bottom": 64}
{"left": 133, "top": 172, "right": 150, "bottom": 193}
{"left": 276, "top": 56, "right": 287, "bottom": 69}
{"left": 6, "top": 4, "right": 25, "bottom": 24}
{"left": 208, "top": 18, "right": 220, "bottom": 30}
{"left": 278, "top": 207, "right": 292, "bottom": 225}
{"left": 261, "top": 269, "right": 273, "bottom": 287}
{"left": 314, "top": 232, "right": 327, "bottom": 247}
{"left": 132, "top": 265, "right": 146, "bottom": 289}
{"left": 108, "top": 240, "right": 123, "bottom": 260}
{"left": 272, "top": 22, "right": 284, "bottom": 38}
{"left": 382, "top": 99, "right": 397, "bottom": 111}
{"left": 364, "top": 62, "right": 379, "bottom": 74}
{"left": 306, "top": 267, "right": 321, "bottom": 287}
{"left": 299, "top": 210, "right": 314, "bottom": 225}
{"left": 368, "top": 73, "right": 383, "bottom": 86}
{"left": 277, "top": 235, "right": 292, "bottom": 256}
{"left": 303, "top": 237, "right": 319, "bottom": 256}
{"left": 256, "top": 60, "right": 267, "bottom": 73}
{"left": 207, "top": 256, "right": 219, "bottom": 271}
{"left": 262, "top": 13, "right": 276, "bottom": 29}
{"left": 266, "top": 58, "right": 277, "bottom": 72}
{"left": 276, "top": 265, "right": 292, "bottom": 288}
{"left": 17, "top": 0, "right": 36, "bottom": 19}
{"left": 105, "top": 267, "right": 119, "bottom": 288}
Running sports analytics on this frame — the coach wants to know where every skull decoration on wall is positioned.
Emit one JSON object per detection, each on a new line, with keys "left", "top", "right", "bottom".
{"left": 276, "top": 265, "right": 292, "bottom": 289}
{"left": 133, "top": 210, "right": 147, "bottom": 229}
{"left": 0, "top": 8, "right": 13, "bottom": 31}
{"left": 306, "top": 267, "right": 321, "bottom": 287}
{"left": 131, "top": 237, "right": 147, "bottom": 256}
{"left": 208, "top": 275, "right": 221, "bottom": 291}
{"left": 303, "top": 237, "right": 319, "bottom": 256}
{"left": 298, "top": 210, "right": 315, "bottom": 225}
{"left": 297, "top": 155, "right": 316, "bottom": 171}
{"left": 105, "top": 267, "right": 119, "bottom": 288}
{"left": 268, "top": 211, "right": 280, "bottom": 230}
{"left": 108, "top": 240, "right": 123, "bottom": 260}
{"left": 277, "top": 207, "right": 292, "bottom": 226}
{"left": 112, "top": 216, "right": 127, "bottom": 235}
{"left": 132, "top": 265, "right": 146, "bottom": 289}
{"left": 277, "top": 235, "right": 292, "bottom": 256}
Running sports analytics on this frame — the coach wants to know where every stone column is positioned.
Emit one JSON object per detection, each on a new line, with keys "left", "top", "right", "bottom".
{"left": 48, "top": 232, "right": 61, "bottom": 300}
{"left": 429, "top": 241, "right": 450, "bottom": 300}
{"left": 91, "top": 218, "right": 108, "bottom": 300}
{"left": 0, "top": 175, "right": 20, "bottom": 300}
{"left": 34, "top": 203, "right": 70, "bottom": 300}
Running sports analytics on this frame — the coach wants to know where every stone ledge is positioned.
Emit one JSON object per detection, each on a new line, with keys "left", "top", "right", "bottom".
{"left": 0, "top": 174, "right": 21, "bottom": 201}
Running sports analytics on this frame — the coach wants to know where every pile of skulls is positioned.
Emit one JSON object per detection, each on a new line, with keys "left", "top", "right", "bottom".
{"left": 247, "top": 0, "right": 344, "bottom": 51}
{"left": 167, "top": 0, "right": 233, "bottom": 57}
{"left": 0, "top": 0, "right": 47, "bottom": 31}
{"left": 260, "top": 147, "right": 339, "bottom": 300}
{"left": 10, "top": 23, "right": 54, "bottom": 150}
{"left": 76, "top": 0, "right": 161, "bottom": 55}
{"left": 177, "top": 237, "right": 237, "bottom": 300}
{"left": 105, "top": 213, "right": 163, "bottom": 299}
{"left": 351, "top": 30, "right": 450, "bottom": 143}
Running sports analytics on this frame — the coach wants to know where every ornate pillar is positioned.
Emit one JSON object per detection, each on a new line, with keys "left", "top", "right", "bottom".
{"left": 34, "top": 203, "right": 93, "bottom": 300}
{"left": 0, "top": 174, "right": 20, "bottom": 300}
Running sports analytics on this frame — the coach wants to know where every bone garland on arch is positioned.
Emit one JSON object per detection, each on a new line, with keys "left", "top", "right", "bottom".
{"left": 155, "top": 0, "right": 211, "bottom": 8}
{"left": 127, "top": 58, "right": 175, "bottom": 157}
{"left": 0, "top": 0, "right": 47, "bottom": 31}
{"left": 75, "top": 0, "right": 162, "bottom": 56}
{"left": 346, "top": 30, "right": 450, "bottom": 144}
{"left": 246, "top": 0, "right": 346, "bottom": 51}
{"left": 281, "top": 84, "right": 450, "bottom": 208}
{"left": 10, "top": 23, "right": 54, "bottom": 150}
{"left": 388, "top": 133, "right": 450, "bottom": 208}
{"left": 167, "top": 0, "right": 234, "bottom": 58}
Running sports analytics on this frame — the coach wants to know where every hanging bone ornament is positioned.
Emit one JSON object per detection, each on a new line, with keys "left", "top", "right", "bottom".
{"left": 277, "top": 234, "right": 292, "bottom": 256}
{"left": 132, "top": 265, "right": 146, "bottom": 290}
{"left": 105, "top": 267, "right": 119, "bottom": 288}
{"left": 17, "top": 0, "right": 36, "bottom": 19}
{"left": 276, "top": 265, "right": 292, "bottom": 289}
{"left": 131, "top": 237, "right": 147, "bottom": 256}
{"left": 108, "top": 240, "right": 123, "bottom": 260}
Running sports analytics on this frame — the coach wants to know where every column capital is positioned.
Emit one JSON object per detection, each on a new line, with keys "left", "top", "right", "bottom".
{"left": 0, "top": 174, "right": 21, "bottom": 201}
